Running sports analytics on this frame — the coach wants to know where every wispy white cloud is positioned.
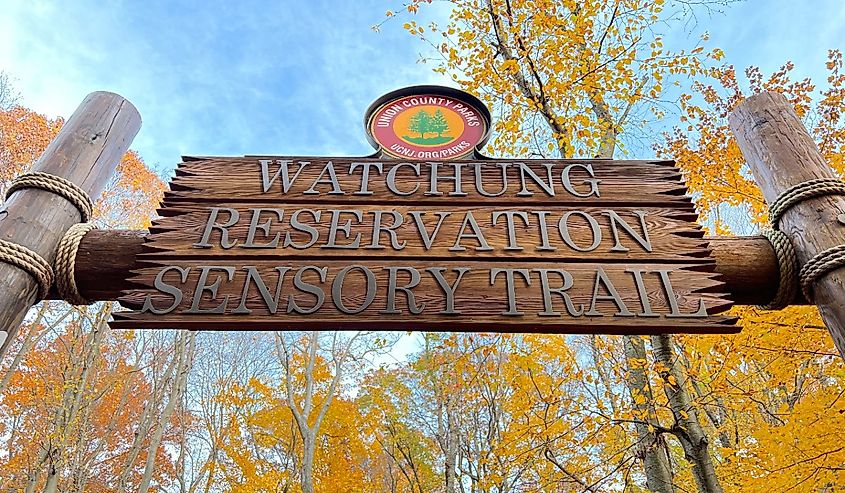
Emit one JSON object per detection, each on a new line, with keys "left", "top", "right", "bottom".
{"left": 3, "top": 0, "right": 842, "bottom": 168}
{"left": 0, "top": 0, "right": 453, "bottom": 170}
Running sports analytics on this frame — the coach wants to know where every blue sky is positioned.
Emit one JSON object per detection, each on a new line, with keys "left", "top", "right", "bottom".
{"left": 1, "top": 0, "right": 844, "bottom": 172}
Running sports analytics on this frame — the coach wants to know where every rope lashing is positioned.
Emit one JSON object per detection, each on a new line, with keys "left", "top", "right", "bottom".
{"left": 0, "top": 172, "right": 96, "bottom": 303}
{"left": 758, "top": 229, "right": 799, "bottom": 310}
{"left": 799, "top": 244, "right": 845, "bottom": 303}
{"left": 0, "top": 239, "right": 54, "bottom": 300}
{"left": 768, "top": 178, "right": 845, "bottom": 228}
{"left": 6, "top": 172, "right": 94, "bottom": 222}
{"left": 55, "top": 222, "right": 97, "bottom": 305}
{"left": 760, "top": 176, "right": 845, "bottom": 308}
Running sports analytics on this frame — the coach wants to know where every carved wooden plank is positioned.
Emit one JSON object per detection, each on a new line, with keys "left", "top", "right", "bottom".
{"left": 115, "top": 155, "right": 736, "bottom": 333}
{"left": 112, "top": 260, "right": 736, "bottom": 333}
{"left": 142, "top": 204, "right": 710, "bottom": 262}
{"left": 164, "top": 157, "right": 696, "bottom": 207}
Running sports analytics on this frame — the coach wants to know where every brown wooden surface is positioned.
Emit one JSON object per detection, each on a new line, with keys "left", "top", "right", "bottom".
{"left": 114, "top": 157, "right": 737, "bottom": 333}
{"left": 730, "top": 91, "right": 845, "bottom": 359}
{"left": 0, "top": 92, "right": 140, "bottom": 355}
{"left": 47, "top": 229, "right": 148, "bottom": 301}
{"left": 144, "top": 204, "right": 710, "bottom": 262}
{"left": 707, "top": 235, "right": 780, "bottom": 306}
{"left": 59, "top": 231, "right": 782, "bottom": 307}
{"left": 166, "top": 157, "right": 696, "bottom": 207}
{"left": 112, "top": 260, "right": 735, "bottom": 333}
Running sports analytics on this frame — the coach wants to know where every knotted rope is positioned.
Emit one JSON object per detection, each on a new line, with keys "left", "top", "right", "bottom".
{"left": 799, "top": 244, "right": 845, "bottom": 302}
{"left": 768, "top": 178, "right": 845, "bottom": 229}
{"left": 760, "top": 177, "right": 845, "bottom": 308}
{"left": 1, "top": 172, "right": 96, "bottom": 303}
{"left": 758, "top": 229, "right": 799, "bottom": 310}
{"left": 55, "top": 222, "right": 97, "bottom": 305}
{"left": 6, "top": 171, "right": 93, "bottom": 222}
{"left": 0, "top": 239, "right": 54, "bottom": 299}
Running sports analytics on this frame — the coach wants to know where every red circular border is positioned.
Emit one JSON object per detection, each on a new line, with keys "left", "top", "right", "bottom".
{"left": 369, "top": 94, "right": 486, "bottom": 160}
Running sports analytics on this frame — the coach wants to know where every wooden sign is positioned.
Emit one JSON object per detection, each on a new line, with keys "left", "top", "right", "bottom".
{"left": 112, "top": 157, "right": 737, "bottom": 333}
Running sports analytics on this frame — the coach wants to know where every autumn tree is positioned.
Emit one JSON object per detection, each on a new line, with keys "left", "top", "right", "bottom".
{"left": 0, "top": 82, "right": 184, "bottom": 491}
{"left": 656, "top": 52, "right": 845, "bottom": 492}
{"left": 273, "top": 331, "right": 394, "bottom": 493}
{"left": 384, "top": 1, "right": 734, "bottom": 491}
{"left": 358, "top": 367, "right": 440, "bottom": 493}
{"left": 0, "top": 71, "right": 19, "bottom": 110}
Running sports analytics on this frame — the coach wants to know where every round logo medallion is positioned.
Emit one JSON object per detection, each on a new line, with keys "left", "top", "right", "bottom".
{"left": 365, "top": 87, "right": 490, "bottom": 160}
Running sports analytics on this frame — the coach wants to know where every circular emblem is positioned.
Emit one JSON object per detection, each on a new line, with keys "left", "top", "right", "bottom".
{"left": 365, "top": 86, "right": 490, "bottom": 160}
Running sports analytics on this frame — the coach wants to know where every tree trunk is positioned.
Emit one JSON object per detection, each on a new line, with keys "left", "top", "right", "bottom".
{"left": 138, "top": 331, "right": 195, "bottom": 493}
{"left": 444, "top": 403, "right": 460, "bottom": 493}
{"left": 589, "top": 335, "right": 620, "bottom": 415}
{"left": 652, "top": 334, "right": 724, "bottom": 493}
{"left": 300, "top": 432, "right": 316, "bottom": 493}
{"left": 623, "top": 336, "right": 675, "bottom": 493}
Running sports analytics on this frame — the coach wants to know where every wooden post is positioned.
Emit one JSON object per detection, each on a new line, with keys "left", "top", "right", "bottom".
{"left": 0, "top": 92, "right": 141, "bottom": 355}
{"left": 45, "top": 230, "right": 786, "bottom": 307}
{"left": 730, "top": 91, "right": 845, "bottom": 358}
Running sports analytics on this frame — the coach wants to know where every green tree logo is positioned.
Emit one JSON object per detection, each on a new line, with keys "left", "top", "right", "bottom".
{"left": 403, "top": 109, "right": 453, "bottom": 145}
{"left": 407, "top": 110, "right": 432, "bottom": 138}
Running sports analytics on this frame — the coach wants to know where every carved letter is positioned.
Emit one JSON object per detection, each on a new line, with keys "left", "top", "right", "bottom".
{"left": 381, "top": 266, "right": 425, "bottom": 314}
{"left": 186, "top": 266, "right": 236, "bottom": 314}
{"left": 288, "top": 266, "right": 327, "bottom": 314}
{"left": 243, "top": 208, "right": 284, "bottom": 249}
{"left": 426, "top": 267, "right": 470, "bottom": 315}
{"left": 603, "top": 210, "right": 652, "bottom": 252}
{"left": 558, "top": 211, "right": 602, "bottom": 252}
{"left": 492, "top": 211, "right": 530, "bottom": 251}
{"left": 284, "top": 209, "right": 321, "bottom": 249}
{"left": 332, "top": 265, "right": 377, "bottom": 314}
{"left": 141, "top": 266, "right": 189, "bottom": 315}
{"left": 426, "top": 162, "right": 468, "bottom": 196}
{"left": 474, "top": 162, "right": 509, "bottom": 197}
{"left": 534, "top": 268, "right": 583, "bottom": 317}
{"left": 323, "top": 209, "right": 363, "bottom": 249}
{"left": 368, "top": 210, "right": 406, "bottom": 250}
{"left": 626, "top": 268, "right": 659, "bottom": 317}
{"left": 233, "top": 266, "right": 290, "bottom": 314}
{"left": 410, "top": 211, "right": 451, "bottom": 250}
{"left": 490, "top": 268, "right": 531, "bottom": 316}
{"left": 655, "top": 269, "right": 708, "bottom": 318}
{"left": 193, "top": 207, "right": 239, "bottom": 249}
{"left": 516, "top": 163, "right": 555, "bottom": 197}
{"left": 450, "top": 212, "right": 493, "bottom": 252}
{"left": 349, "top": 162, "right": 383, "bottom": 195}
{"left": 561, "top": 163, "right": 601, "bottom": 198}
{"left": 585, "top": 267, "right": 634, "bottom": 317}
{"left": 258, "top": 159, "right": 309, "bottom": 194}
{"left": 304, "top": 161, "right": 345, "bottom": 195}
{"left": 530, "top": 210, "right": 556, "bottom": 251}
{"left": 386, "top": 162, "right": 420, "bottom": 196}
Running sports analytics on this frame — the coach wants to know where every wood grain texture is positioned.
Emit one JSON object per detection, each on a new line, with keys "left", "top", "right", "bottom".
{"left": 112, "top": 260, "right": 736, "bottom": 333}
{"left": 114, "top": 156, "right": 737, "bottom": 333}
{"left": 730, "top": 91, "right": 845, "bottom": 358}
{"left": 47, "top": 229, "right": 147, "bottom": 301}
{"left": 57, "top": 231, "right": 781, "bottom": 306}
{"left": 0, "top": 92, "right": 140, "bottom": 356}
{"left": 143, "top": 204, "right": 711, "bottom": 262}
{"left": 165, "top": 157, "right": 696, "bottom": 207}
{"left": 707, "top": 235, "right": 781, "bottom": 305}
